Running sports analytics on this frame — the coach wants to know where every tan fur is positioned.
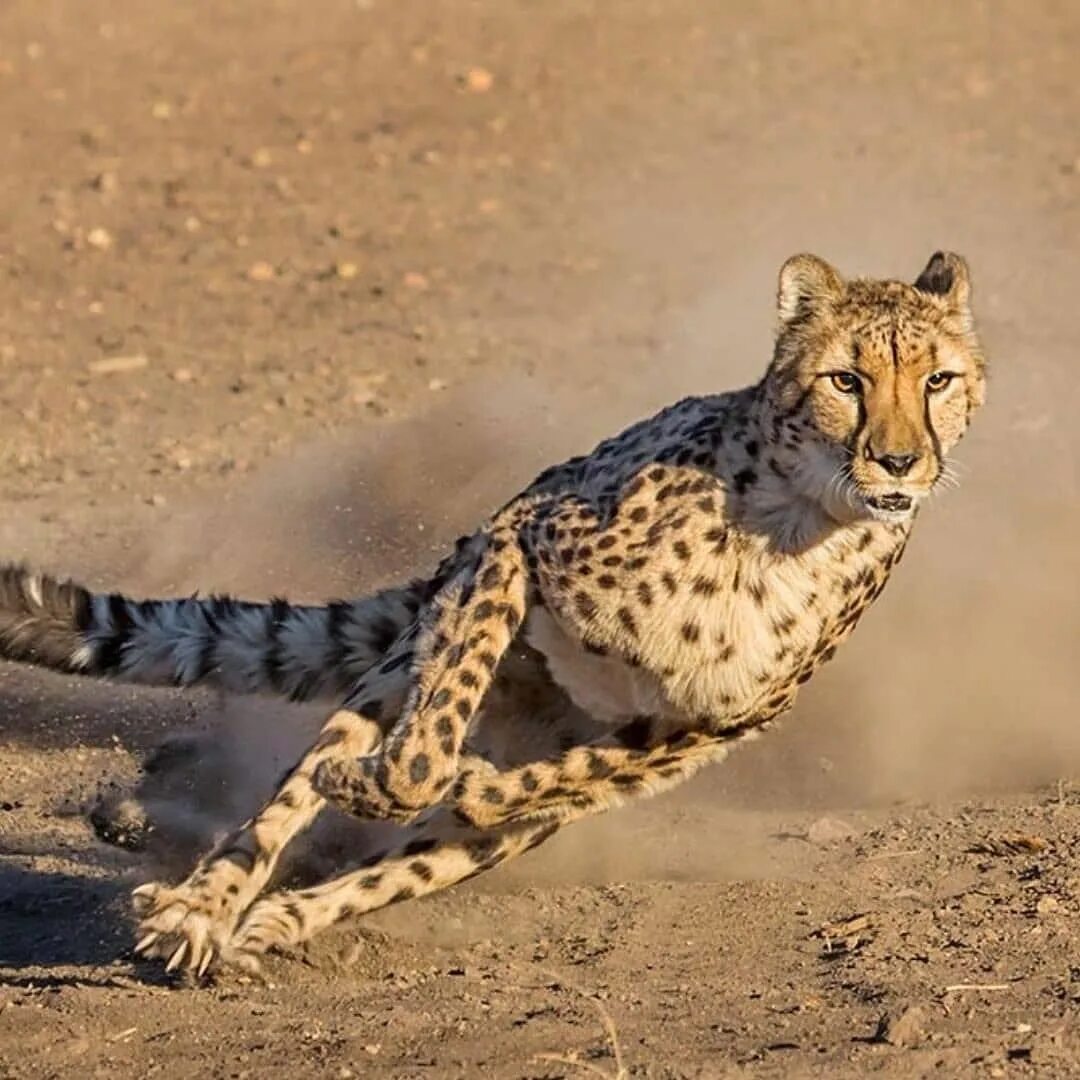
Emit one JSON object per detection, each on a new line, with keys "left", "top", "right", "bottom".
{"left": 116, "top": 253, "right": 987, "bottom": 976}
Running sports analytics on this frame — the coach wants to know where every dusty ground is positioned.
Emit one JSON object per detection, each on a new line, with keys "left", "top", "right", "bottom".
{"left": 1, "top": 1, "right": 1079, "bottom": 1077}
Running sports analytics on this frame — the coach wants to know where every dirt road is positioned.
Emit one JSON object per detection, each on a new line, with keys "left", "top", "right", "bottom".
{"left": 1, "top": 2, "right": 1078, "bottom": 1076}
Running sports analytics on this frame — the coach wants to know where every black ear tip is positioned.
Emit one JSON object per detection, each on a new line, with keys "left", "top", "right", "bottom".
{"left": 915, "top": 251, "right": 956, "bottom": 296}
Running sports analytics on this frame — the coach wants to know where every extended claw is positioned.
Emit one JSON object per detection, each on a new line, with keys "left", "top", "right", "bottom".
{"left": 131, "top": 883, "right": 159, "bottom": 916}
{"left": 134, "top": 931, "right": 160, "bottom": 955}
{"left": 165, "top": 941, "right": 188, "bottom": 973}
{"left": 196, "top": 947, "right": 215, "bottom": 979}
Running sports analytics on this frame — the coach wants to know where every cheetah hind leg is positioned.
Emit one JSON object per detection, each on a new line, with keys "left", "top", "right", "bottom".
{"left": 131, "top": 705, "right": 387, "bottom": 977}
{"left": 225, "top": 813, "right": 560, "bottom": 966}
{"left": 313, "top": 525, "right": 528, "bottom": 824}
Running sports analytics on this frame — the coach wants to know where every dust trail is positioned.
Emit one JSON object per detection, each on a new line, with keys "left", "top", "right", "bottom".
{"left": 88, "top": 324, "right": 1080, "bottom": 889}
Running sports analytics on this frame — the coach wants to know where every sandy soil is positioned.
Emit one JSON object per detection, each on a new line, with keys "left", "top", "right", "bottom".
{"left": 1, "top": 2, "right": 1078, "bottom": 1077}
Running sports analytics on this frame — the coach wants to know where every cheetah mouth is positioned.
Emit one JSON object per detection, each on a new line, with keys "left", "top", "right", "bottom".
{"left": 866, "top": 492, "right": 913, "bottom": 513}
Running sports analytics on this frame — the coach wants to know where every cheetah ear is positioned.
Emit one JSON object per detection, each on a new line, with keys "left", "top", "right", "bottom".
{"left": 776, "top": 254, "right": 844, "bottom": 325}
{"left": 914, "top": 251, "right": 972, "bottom": 328}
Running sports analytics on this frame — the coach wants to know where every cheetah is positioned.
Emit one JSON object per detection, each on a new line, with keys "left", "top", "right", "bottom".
{"left": 0, "top": 252, "right": 986, "bottom": 978}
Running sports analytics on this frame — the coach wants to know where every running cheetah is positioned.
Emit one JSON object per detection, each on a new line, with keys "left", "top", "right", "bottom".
{"left": 0, "top": 251, "right": 986, "bottom": 977}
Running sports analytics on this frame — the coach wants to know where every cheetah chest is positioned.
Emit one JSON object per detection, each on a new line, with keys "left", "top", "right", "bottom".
{"left": 527, "top": 531, "right": 898, "bottom": 729}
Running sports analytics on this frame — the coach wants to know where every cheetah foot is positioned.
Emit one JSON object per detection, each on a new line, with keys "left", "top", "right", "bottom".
{"left": 131, "top": 880, "right": 242, "bottom": 978}
{"left": 225, "top": 894, "right": 306, "bottom": 965}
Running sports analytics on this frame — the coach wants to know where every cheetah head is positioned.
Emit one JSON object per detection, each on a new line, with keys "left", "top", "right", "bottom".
{"left": 767, "top": 251, "right": 986, "bottom": 525}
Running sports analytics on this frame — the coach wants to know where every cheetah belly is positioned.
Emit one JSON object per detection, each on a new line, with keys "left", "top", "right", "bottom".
{"left": 524, "top": 607, "right": 679, "bottom": 726}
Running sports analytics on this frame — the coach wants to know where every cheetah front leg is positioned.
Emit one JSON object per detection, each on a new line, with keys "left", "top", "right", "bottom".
{"left": 226, "top": 813, "right": 561, "bottom": 965}
{"left": 313, "top": 525, "right": 529, "bottom": 824}
{"left": 132, "top": 645, "right": 414, "bottom": 977}
{"left": 451, "top": 721, "right": 765, "bottom": 830}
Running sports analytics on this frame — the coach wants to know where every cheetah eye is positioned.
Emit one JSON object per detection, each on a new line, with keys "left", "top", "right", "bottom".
{"left": 828, "top": 372, "right": 862, "bottom": 395}
{"left": 926, "top": 371, "right": 957, "bottom": 393}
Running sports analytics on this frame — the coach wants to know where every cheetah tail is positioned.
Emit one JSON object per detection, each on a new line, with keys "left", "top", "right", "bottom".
{"left": 0, "top": 563, "right": 422, "bottom": 702}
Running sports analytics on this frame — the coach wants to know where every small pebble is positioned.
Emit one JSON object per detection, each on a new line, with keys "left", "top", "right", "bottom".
{"left": 86, "top": 227, "right": 113, "bottom": 251}
{"left": 88, "top": 355, "right": 148, "bottom": 375}
{"left": 462, "top": 67, "right": 494, "bottom": 93}
{"left": 247, "top": 261, "right": 276, "bottom": 282}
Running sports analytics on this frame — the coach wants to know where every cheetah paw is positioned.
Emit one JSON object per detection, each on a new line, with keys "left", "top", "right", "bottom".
{"left": 131, "top": 880, "right": 239, "bottom": 978}
{"left": 225, "top": 895, "right": 304, "bottom": 967}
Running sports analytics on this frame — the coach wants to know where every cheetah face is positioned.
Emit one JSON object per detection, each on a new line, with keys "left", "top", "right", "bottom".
{"left": 770, "top": 252, "right": 987, "bottom": 524}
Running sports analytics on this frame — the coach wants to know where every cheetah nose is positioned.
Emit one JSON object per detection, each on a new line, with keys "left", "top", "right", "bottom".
{"left": 875, "top": 452, "right": 919, "bottom": 478}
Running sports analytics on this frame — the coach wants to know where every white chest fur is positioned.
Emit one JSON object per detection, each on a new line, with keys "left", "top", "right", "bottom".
{"left": 526, "top": 522, "right": 902, "bottom": 729}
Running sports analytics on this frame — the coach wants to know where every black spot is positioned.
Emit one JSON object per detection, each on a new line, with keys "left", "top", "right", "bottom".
{"left": 409, "top": 753, "right": 431, "bottom": 784}
{"left": 473, "top": 599, "right": 496, "bottom": 620}
{"left": 574, "top": 591, "right": 598, "bottom": 620}
{"left": 482, "top": 785, "right": 505, "bottom": 805}
{"left": 733, "top": 468, "right": 757, "bottom": 495}
{"left": 617, "top": 607, "right": 639, "bottom": 638}
{"left": 389, "top": 887, "right": 416, "bottom": 905}
{"left": 636, "top": 582, "right": 654, "bottom": 607}
{"left": 587, "top": 752, "right": 616, "bottom": 779}
{"left": 661, "top": 572, "right": 678, "bottom": 595}
{"left": 692, "top": 576, "right": 718, "bottom": 597}
{"left": 429, "top": 687, "right": 451, "bottom": 710}
{"left": 681, "top": 621, "right": 701, "bottom": 643}
{"left": 628, "top": 506, "right": 649, "bottom": 524}
{"left": 520, "top": 769, "right": 539, "bottom": 792}
{"left": 597, "top": 535, "right": 617, "bottom": 550}
{"left": 409, "top": 859, "right": 434, "bottom": 883}
{"left": 672, "top": 540, "right": 691, "bottom": 561}
{"left": 435, "top": 715, "right": 454, "bottom": 738}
